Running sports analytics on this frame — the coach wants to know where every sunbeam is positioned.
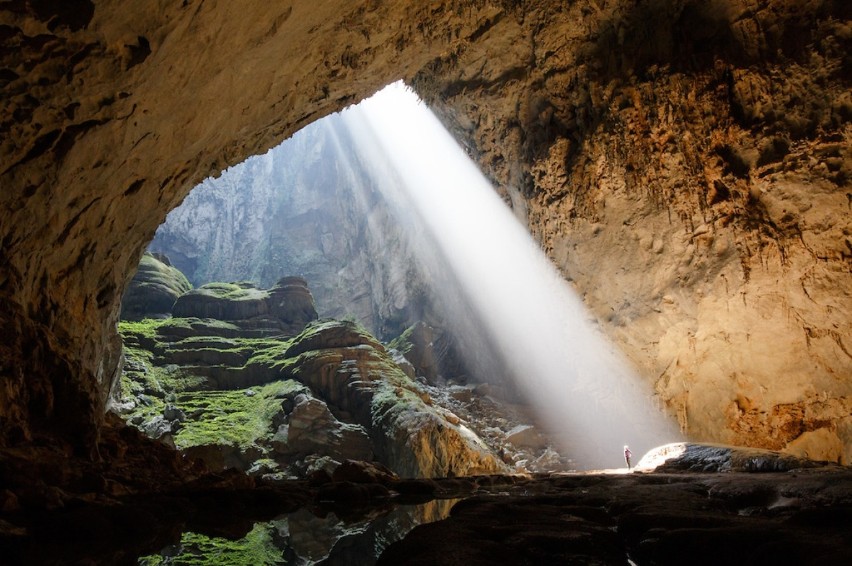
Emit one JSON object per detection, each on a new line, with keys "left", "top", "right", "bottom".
{"left": 339, "top": 82, "right": 681, "bottom": 469}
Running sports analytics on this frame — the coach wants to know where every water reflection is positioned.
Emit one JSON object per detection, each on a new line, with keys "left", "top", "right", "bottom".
{"left": 138, "top": 498, "right": 458, "bottom": 565}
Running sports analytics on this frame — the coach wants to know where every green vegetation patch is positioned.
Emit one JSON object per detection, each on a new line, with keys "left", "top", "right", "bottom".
{"left": 135, "top": 253, "right": 192, "bottom": 292}
{"left": 157, "top": 317, "right": 244, "bottom": 338}
{"left": 245, "top": 339, "right": 296, "bottom": 374}
{"left": 119, "top": 318, "right": 170, "bottom": 352}
{"left": 195, "top": 282, "right": 269, "bottom": 301}
{"left": 387, "top": 323, "right": 416, "bottom": 355}
{"left": 119, "top": 318, "right": 164, "bottom": 342}
{"left": 138, "top": 522, "right": 284, "bottom": 566}
{"left": 173, "top": 380, "right": 303, "bottom": 450}
{"left": 285, "top": 318, "right": 384, "bottom": 358}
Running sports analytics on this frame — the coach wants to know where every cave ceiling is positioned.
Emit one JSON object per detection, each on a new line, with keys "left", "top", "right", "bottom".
{"left": 1, "top": 0, "right": 850, "bottom": 462}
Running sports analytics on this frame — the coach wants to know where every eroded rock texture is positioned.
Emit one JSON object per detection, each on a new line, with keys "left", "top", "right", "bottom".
{"left": 149, "top": 114, "right": 431, "bottom": 340}
{"left": 0, "top": 0, "right": 850, "bottom": 468}
{"left": 413, "top": 0, "right": 852, "bottom": 462}
{"left": 119, "top": 252, "right": 191, "bottom": 320}
{"left": 0, "top": 0, "right": 502, "bottom": 450}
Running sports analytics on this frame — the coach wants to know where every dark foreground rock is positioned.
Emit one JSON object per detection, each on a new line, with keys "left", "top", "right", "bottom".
{"left": 2, "top": 457, "right": 850, "bottom": 565}
{"left": 636, "top": 442, "right": 834, "bottom": 473}
{"left": 378, "top": 468, "right": 852, "bottom": 566}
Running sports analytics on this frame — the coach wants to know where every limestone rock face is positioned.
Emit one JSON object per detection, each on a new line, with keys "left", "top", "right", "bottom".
{"left": 413, "top": 0, "right": 852, "bottom": 463}
{"left": 389, "top": 322, "right": 439, "bottom": 384}
{"left": 120, "top": 252, "right": 192, "bottom": 321}
{"left": 0, "top": 0, "right": 849, "bottom": 470}
{"left": 283, "top": 320, "right": 507, "bottom": 478}
{"left": 275, "top": 396, "right": 374, "bottom": 463}
{"left": 0, "top": 0, "right": 502, "bottom": 450}
{"left": 172, "top": 277, "right": 317, "bottom": 336}
{"left": 150, "top": 116, "right": 429, "bottom": 339}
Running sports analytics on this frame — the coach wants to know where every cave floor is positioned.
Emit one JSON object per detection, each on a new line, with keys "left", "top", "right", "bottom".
{"left": 2, "top": 463, "right": 850, "bottom": 565}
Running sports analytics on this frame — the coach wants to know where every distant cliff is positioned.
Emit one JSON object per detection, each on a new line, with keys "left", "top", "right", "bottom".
{"left": 150, "top": 114, "right": 429, "bottom": 340}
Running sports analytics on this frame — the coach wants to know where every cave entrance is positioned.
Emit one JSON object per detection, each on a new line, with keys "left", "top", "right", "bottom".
{"left": 117, "top": 82, "right": 677, "bottom": 481}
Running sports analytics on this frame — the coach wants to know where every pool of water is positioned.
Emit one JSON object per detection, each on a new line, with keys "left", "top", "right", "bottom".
{"left": 137, "top": 498, "right": 459, "bottom": 565}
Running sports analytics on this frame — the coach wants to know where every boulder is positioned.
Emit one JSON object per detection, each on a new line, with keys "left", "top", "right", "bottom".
{"left": 172, "top": 282, "right": 270, "bottom": 320}
{"left": 120, "top": 253, "right": 192, "bottom": 320}
{"left": 275, "top": 397, "right": 373, "bottom": 463}
{"left": 635, "top": 443, "right": 828, "bottom": 473}
{"left": 505, "top": 425, "right": 548, "bottom": 451}
{"left": 268, "top": 277, "right": 320, "bottom": 334}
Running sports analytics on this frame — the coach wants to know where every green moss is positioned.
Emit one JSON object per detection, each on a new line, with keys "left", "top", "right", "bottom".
{"left": 244, "top": 339, "right": 296, "bottom": 373}
{"left": 195, "top": 282, "right": 268, "bottom": 301}
{"left": 387, "top": 323, "right": 416, "bottom": 355}
{"left": 117, "top": 346, "right": 166, "bottom": 418}
{"left": 173, "top": 380, "right": 303, "bottom": 450}
{"left": 156, "top": 317, "right": 243, "bottom": 336}
{"left": 138, "top": 523, "right": 284, "bottom": 565}
{"left": 119, "top": 318, "right": 163, "bottom": 340}
{"left": 137, "top": 253, "right": 192, "bottom": 290}
{"left": 119, "top": 318, "right": 170, "bottom": 353}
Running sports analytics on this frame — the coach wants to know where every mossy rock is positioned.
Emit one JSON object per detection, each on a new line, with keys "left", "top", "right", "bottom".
{"left": 117, "top": 315, "right": 504, "bottom": 479}
{"left": 172, "top": 380, "right": 305, "bottom": 464}
{"left": 173, "top": 283, "right": 271, "bottom": 320}
{"left": 120, "top": 252, "right": 192, "bottom": 321}
{"left": 285, "top": 318, "right": 384, "bottom": 358}
{"left": 157, "top": 317, "right": 248, "bottom": 339}
{"left": 138, "top": 522, "right": 283, "bottom": 565}
{"left": 388, "top": 321, "right": 438, "bottom": 382}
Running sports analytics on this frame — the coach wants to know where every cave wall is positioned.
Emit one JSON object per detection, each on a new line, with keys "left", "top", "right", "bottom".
{"left": 413, "top": 0, "right": 852, "bottom": 462}
{"left": 1, "top": 0, "right": 850, "bottom": 462}
{"left": 0, "top": 0, "right": 502, "bottom": 449}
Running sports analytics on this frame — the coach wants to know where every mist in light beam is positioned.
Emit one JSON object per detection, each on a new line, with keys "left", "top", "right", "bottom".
{"left": 339, "top": 82, "right": 680, "bottom": 469}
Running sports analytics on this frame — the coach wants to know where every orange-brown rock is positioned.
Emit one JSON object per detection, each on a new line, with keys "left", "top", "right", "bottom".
{"left": 0, "top": 1, "right": 850, "bottom": 468}
{"left": 413, "top": 0, "right": 852, "bottom": 463}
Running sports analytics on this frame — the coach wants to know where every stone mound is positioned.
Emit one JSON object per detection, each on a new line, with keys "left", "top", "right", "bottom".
{"left": 172, "top": 277, "right": 318, "bottom": 335}
{"left": 118, "top": 315, "right": 508, "bottom": 480}
{"left": 120, "top": 252, "right": 192, "bottom": 320}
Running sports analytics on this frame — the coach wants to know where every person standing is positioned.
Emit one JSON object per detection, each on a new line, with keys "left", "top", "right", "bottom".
{"left": 624, "top": 445, "right": 633, "bottom": 469}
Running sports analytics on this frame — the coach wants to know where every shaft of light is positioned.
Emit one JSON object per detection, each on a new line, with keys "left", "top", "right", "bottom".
{"left": 340, "top": 82, "right": 680, "bottom": 469}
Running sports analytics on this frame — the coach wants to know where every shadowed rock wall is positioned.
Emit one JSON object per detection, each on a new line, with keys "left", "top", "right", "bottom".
{"left": 1, "top": 0, "right": 849, "bottom": 463}
{"left": 0, "top": 0, "right": 501, "bottom": 449}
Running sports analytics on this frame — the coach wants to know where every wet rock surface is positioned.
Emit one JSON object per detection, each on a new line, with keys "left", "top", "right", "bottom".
{"left": 636, "top": 442, "right": 835, "bottom": 473}
{"left": 379, "top": 468, "right": 852, "bottom": 566}
{"left": 2, "top": 446, "right": 849, "bottom": 565}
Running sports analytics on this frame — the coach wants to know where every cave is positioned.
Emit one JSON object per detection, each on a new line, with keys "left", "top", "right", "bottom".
{"left": 1, "top": 0, "right": 850, "bottom": 564}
